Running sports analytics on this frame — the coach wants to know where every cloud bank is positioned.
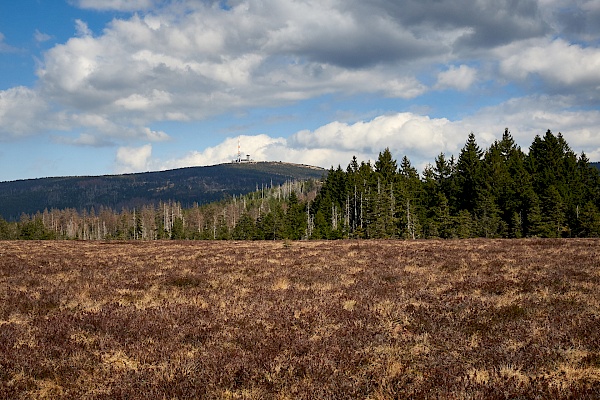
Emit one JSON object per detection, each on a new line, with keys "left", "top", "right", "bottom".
{"left": 0, "top": 0, "right": 599, "bottom": 178}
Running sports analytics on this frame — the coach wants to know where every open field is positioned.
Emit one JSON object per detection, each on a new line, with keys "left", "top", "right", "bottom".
{"left": 1, "top": 239, "right": 600, "bottom": 399}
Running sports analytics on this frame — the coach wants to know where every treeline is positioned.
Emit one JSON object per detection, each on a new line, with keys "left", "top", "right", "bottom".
{"left": 0, "top": 180, "right": 321, "bottom": 240}
{"left": 312, "top": 129, "right": 600, "bottom": 239}
{"left": 2, "top": 129, "right": 600, "bottom": 240}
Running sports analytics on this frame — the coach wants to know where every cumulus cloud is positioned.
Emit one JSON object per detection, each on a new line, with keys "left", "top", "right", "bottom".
{"left": 114, "top": 98, "right": 600, "bottom": 176}
{"left": 3, "top": 0, "right": 600, "bottom": 179}
{"left": 434, "top": 65, "right": 478, "bottom": 91}
{"left": 28, "top": 1, "right": 446, "bottom": 137}
{"left": 441, "top": 94, "right": 600, "bottom": 161}
{"left": 75, "top": 19, "right": 93, "bottom": 37}
{"left": 289, "top": 113, "right": 460, "bottom": 157}
{"left": 155, "top": 115, "right": 467, "bottom": 173}
{"left": 114, "top": 89, "right": 172, "bottom": 110}
{"left": 140, "top": 127, "right": 170, "bottom": 141}
{"left": 18, "top": 0, "right": 599, "bottom": 137}
{"left": 0, "top": 87, "right": 50, "bottom": 139}
{"left": 159, "top": 135, "right": 286, "bottom": 170}
{"left": 115, "top": 144, "right": 153, "bottom": 173}
{"left": 499, "top": 39, "right": 600, "bottom": 96}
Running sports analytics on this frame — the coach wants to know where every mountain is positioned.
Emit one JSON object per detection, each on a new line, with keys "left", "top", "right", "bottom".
{"left": 0, "top": 162, "right": 325, "bottom": 221}
{"left": 591, "top": 162, "right": 600, "bottom": 172}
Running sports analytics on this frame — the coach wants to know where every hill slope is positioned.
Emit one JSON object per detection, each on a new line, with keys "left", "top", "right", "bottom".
{"left": 0, "top": 162, "right": 325, "bottom": 220}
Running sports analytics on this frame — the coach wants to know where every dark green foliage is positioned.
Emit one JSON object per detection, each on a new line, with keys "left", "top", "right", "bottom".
{"left": 577, "top": 202, "right": 600, "bottom": 237}
{"left": 303, "top": 129, "right": 600, "bottom": 239}
{"left": 284, "top": 192, "right": 307, "bottom": 240}
{"left": 232, "top": 213, "right": 256, "bottom": 240}
{"left": 18, "top": 218, "right": 54, "bottom": 240}
{"left": 456, "top": 133, "right": 484, "bottom": 213}
{"left": 0, "top": 162, "right": 325, "bottom": 221}
{"left": 170, "top": 217, "right": 186, "bottom": 240}
{"left": 4, "top": 129, "right": 600, "bottom": 240}
{"left": 0, "top": 216, "right": 17, "bottom": 239}
{"left": 374, "top": 147, "right": 398, "bottom": 183}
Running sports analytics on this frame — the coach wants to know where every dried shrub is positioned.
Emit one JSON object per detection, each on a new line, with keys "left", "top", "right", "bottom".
{"left": 0, "top": 239, "right": 599, "bottom": 398}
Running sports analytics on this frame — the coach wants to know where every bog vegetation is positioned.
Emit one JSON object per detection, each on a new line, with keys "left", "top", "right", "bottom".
{"left": 1, "top": 239, "right": 599, "bottom": 398}
{"left": 2, "top": 129, "right": 600, "bottom": 240}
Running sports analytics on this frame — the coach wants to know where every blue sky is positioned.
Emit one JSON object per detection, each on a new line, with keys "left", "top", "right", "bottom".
{"left": 1, "top": 0, "right": 600, "bottom": 181}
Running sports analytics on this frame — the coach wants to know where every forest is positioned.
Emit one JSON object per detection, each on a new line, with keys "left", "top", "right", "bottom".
{"left": 0, "top": 161, "right": 325, "bottom": 220}
{"left": 2, "top": 128, "right": 600, "bottom": 240}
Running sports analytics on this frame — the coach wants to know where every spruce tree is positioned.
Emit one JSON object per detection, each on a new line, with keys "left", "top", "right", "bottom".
{"left": 285, "top": 191, "right": 306, "bottom": 239}
{"left": 456, "top": 132, "right": 484, "bottom": 213}
{"left": 232, "top": 212, "right": 256, "bottom": 240}
{"left": 578, "top": 202, "right": 600, "bottom": 237}
{"left": 374, "top": 148, "right": 398, "bottom": 183}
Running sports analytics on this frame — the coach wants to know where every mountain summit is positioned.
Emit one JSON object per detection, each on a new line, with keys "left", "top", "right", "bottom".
{"left": 0, "top": 162, "right": 325, "bottom": 220}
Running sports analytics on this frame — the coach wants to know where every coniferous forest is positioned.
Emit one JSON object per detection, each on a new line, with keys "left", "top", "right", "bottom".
{"left": 2, "top": 129, "right": 600, "bottom": 240}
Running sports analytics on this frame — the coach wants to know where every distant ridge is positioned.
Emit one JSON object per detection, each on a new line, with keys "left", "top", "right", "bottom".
{"left": 0, "top": 162, "right": 325, "bottom": 221}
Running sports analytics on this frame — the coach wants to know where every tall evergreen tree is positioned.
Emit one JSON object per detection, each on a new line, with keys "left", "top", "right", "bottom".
{"left": 578, "top": 202, "right": 600, "bottom": 237}
{"left": 374, "top": 148, "right": 398, "bottom": 183}
{"left": 455, "top": 133, "right": 484, "bottom": 213}
{"left": 541, "top": 185, "right": 566, "bottom": 237}
{"left": 232, "top": 212, "right": 256, "bottom": 240}
{"left": 372, "top": 149, "right": 399, "bottom": 237}
{"left": 431, "top": 192, "right": 454, "bottom": 238}
{"left": 285, "top": 191, "right": 307, "bottom": 239}
{"left": 433, "top": 153, "right": 456, "bottom": 203}
{"left": 171, "top": 217, "right": 186, "bottom": 239}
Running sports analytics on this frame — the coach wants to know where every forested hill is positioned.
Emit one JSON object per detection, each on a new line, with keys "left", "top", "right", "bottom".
{"left": 0, "top": 162, "right": 325, "bottom": 221}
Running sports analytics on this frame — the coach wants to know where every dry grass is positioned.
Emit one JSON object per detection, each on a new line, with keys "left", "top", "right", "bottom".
{"left": 1, "top": 239, "right": 599, "bottom": 399}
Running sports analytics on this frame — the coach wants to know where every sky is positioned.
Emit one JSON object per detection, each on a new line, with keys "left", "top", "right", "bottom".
{"left": 1, "top": 0, "right": 600, "bottom": 182}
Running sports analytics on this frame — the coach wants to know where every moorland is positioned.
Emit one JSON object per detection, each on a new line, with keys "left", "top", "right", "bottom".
{"left": 1, "top": 239, "right": 599, "bottom": 399}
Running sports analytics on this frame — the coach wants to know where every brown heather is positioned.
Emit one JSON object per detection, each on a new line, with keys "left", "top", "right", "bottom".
{"left": 1, "top": 239, "right": 599, "bottom": 399}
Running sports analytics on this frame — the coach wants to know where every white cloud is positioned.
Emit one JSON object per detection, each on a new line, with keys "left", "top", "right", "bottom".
{"left": 434, "top": 65, "right": 478, "bottom": 91}
{"left": 114, "top": 89, "right": 172, "bottom": 110}
{"left": 140, "top": 127, "right": 170, "bottom": 142}
{"left": 0, "top": 87, "right": 49, "bottom": 139}
{"left": 159, "top": 135, "right": 286, "bottom": 169}
{"left": 155, "top": 102, "right": 600, "bottom": 173}
{"left": 71, "top": 0, "right": 156, "bottom": 12}
{"left": 4, "top": 0, "right": 600, "bottom": 180}
{"left": 458, "top": 95, "right": 600, "bottom": 155}
{"left": 115, "top": 144, "right": 153, "bottom": 173}
{"left": 38, "top": 36, "right": 102, "bottom": 96}
{"left": 52, "top": 133, "right": 115, "bottom": 147}
{"left": 499, "top": 39, "right": 600, "bottom": 94}
{"left": 17, "top": 0, "right": 591, "bottom": 143}
{"left": 34, "top": 30, "right": 52, "bottom": 43}
{"left": 289, "top": 113, "right": 460, "bottom": 158}
{"left": 153, "top": 114, "right": 467, "bottom": 172}
{"left": 75, "top": 19, "right": 93, "bottom": 37}
{"left": 34, "top": 0, "right": 442, "bottom": 123}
